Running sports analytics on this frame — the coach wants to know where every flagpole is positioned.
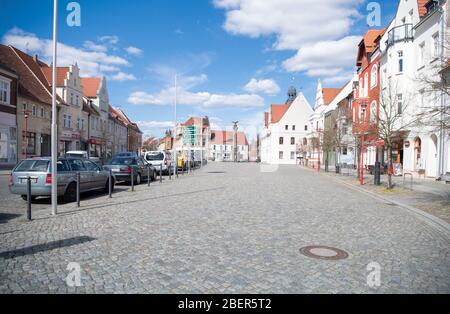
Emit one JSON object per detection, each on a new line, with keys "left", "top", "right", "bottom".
{"left": 51, "top": 0, "right": 58, "bottom": 215}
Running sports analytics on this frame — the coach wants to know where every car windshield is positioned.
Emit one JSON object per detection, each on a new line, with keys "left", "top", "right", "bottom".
{"left": 146, "top": 153, "right": 164, "bottom": 161}
{"left": 109, "top": 158, "right": 137, "bottom": 166}
{"left": 15, "top": 160, "right": 49, "bottom": 172}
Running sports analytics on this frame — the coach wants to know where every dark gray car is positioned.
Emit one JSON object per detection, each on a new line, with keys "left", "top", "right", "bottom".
{"left": 9, "top": 157, "right": 114, "bottom": 202}
{"left": 103, "top": 156, "right": 157, "bottom": 185}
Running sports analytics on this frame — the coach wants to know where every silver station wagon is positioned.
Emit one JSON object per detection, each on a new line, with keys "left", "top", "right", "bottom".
{"left": 9, "top": 157, "right": 114, "bottom": 203}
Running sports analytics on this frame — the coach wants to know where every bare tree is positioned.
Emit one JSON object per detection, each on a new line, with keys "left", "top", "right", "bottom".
{"left": 142, "top": 136, "right": 159, "bottom": 152}
{"left": 378, "top": 80, "right": 416, "bottom": 189}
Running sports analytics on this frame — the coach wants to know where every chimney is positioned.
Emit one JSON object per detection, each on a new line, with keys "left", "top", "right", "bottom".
{"left": 33, "top": 54, "right": 38, "bottom": 63}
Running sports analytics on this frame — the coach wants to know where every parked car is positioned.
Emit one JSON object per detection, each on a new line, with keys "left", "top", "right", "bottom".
{"left": 144, "top": 151, "right": 173, "bottom": 174}
{"left": 65, "top": 151, "right": 102, "bottom": 166}
{"left": 9, "top": 157, "right": 114, "bottom": 203}
{"left": 103, "top": 156, "right": 156, "bottom": 184}
{"left": 113, "top": 152, "right": 139, "bottom": 158}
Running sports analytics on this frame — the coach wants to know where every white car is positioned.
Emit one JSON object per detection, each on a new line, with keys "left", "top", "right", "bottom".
{"left": 143, "top": 151, "right": 173, "bottom": 173}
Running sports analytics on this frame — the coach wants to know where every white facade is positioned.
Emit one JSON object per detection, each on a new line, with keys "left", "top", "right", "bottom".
{"left": 260, "top": 92, "right": 313, "bottom": 165}
{"left": 379, "top": 0, "right": 449, "bottom": 178}
{"left": 210, "top": 143, "right": 249, "bottom": 162}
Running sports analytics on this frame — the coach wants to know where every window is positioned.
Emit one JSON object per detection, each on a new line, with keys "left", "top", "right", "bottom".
{"left": 23, "top": 103, "right": 28, "bottom": 112}
{"left": 68, "top": 159, "right": 86, "bottom": 171}
{"left": 291, "top": 137, "right": 295, "bottom": 145}
{"left": 292, "top": 125, "right": 296, "bottom": 131}
{"left": 370, "top": 101, "right": 377, "bottom": 123}
{"left": 76, "top": 95, "right": 79, "bottom": 106}
{"left": 70, "top": 93, "right": 74, "bottom": 105}
{"left": 304, "top": 125, "right": 308, "bottom": 131}
{"left": 290, "top": 152, "right": 295, "bottom": 160}
{"left": 279, "top": 137, "right": 284, "bottom": 145}
{"left": 342, "top": 146, "right": 348, "bottom": 156}
{"left": 398, "top": 51, "right": 404, "bottom": 73}
{"left": 63, "top": 114, "right": 72, "bottom": 128}
{"left": 303, "top": 138, "right": 307, "bottom": 146}
{"left": 359, "top": 78, "right": 363, "bottom": 97}
{"left": 370, "top": 65, "right": 378, "bottom": 89}
{"left": 40, "top": 107, "right": 44, "bottom": 118}
{"left": 23, "top": 132, "right": 36, "bottom": 155}
{"left": 285, "top": 125, "right": 288, "bottom": 130}
{"left": 32, "top": 105, "right": 37, "bottom": 116}
{"left": 397, "top": 94, "right": 403, "bottom": 115}
{"left": 279, "top": 151, "right": 284, "bottom": 160}
{"left": 418, "top": 42, "right": 425, "bottom": 68}
{"left": 0, "top": 79, "right": 10, "bottom": 104}
{"left": 84, "top": 160, "right": 100, "bottom": 171}
{"left": 432, "top": 33, "right": 440, "bottom": 59}
{"left": 364, "top": 73, "right": 369, "bottom": 97}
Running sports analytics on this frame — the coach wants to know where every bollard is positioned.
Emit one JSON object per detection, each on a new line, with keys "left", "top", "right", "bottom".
{"left": 169, "top": 164, "right": 172, "bottom": 180}
{"left": 160, "top": 164, "right": 163, "bottom": 183}
{"left": 77, "top": 172, "right": 81, "bottom": 207}
{"left": 26, "top": 176, "right": 32, "bottom": 221}
{"left": 109, "top": 169, "right": 113, "bottom": 198}
{"left": 182, "top": 161, "right": 185, "bottom": 176}
{"left": 374, "top": 162, "right": 381, "bottom": 186}
{"left": 176, "top": 164, "right": 179, "bottom": 178}
{"left": 131, "top": 167, "right": 135, "bottom": 192}
{"left": 147, "top": 166, "right": 151, "bottom": 187}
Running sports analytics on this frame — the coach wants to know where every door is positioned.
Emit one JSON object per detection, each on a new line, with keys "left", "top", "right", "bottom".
{"left": 83, "top": 160, "right": 105, "bottom": 189}
{"left": 40, "top": 134, "right": 50, "bottom": 157}
{"left": 67, "top": 159, "right": 90, "bottom": 191}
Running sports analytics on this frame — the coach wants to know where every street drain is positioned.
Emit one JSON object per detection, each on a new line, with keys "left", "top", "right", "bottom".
{"left": 299, "top": 246, "right": 349, "bottom": 261}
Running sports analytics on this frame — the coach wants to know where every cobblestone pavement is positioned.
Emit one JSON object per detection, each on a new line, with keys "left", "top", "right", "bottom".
{"left": 0, "top": 163, "right": 449, "bottom": 294}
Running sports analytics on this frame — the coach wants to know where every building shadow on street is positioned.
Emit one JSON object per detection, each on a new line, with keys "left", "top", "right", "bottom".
{"left": 0, "top": 236, "right": 96, "bottom": 259}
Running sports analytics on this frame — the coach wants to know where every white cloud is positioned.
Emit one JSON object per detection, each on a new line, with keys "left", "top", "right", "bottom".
{"left": 128, "top": 87, "right": 264, "bottom": 109}
{"left": 137, "top": 120, "right": 174, "bottom": 129}
{"left": 110, "top": 72, "right": 137, "bottom": 82}
{"left": 83, "top": 40, "right": 107, "bottom": 52}
{"left": 2, "top": 28, "right": 131, "bottom": 78}
{"left": 99, "top": 35, "right": 119, "bottom": 45}
{"left": 214, "top": 0, "right": 363, "bottom": 82}
{"left": 244, "top": 78, "right": 280, "bottom": 95}
{"left": 125, "top": 46, "right": 143, "bottom": 56}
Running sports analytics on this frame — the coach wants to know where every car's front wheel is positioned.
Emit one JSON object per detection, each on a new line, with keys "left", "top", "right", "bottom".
{"left": 135, "top": 173, "right": 141, "bottom": 185}
{"left": 63, "top": 183, "right": 77, "bottom": 203}
{"left": 21, "top": 195, "right": 37, "bottom": 202}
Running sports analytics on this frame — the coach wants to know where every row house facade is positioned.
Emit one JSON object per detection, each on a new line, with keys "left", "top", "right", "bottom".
{"left": 0, "top": 63, "right": 18, "bottom": 168}
{"left": 306, "top": 0, "right": 449, "bottom": 180}
{"left": 0, "top": 44, "right": 142, "bottom": 166}
{"left": 260, "top": 87, "right": 313, "bottom": 165}
{"left": 209, "top": 130, "right": 249, "bottom": 162}
{"left": 174, "top": 116, "right": 210, "bottom": 163}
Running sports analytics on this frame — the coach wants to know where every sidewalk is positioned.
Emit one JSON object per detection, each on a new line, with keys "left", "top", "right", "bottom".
{"left": 302, "top": 165, "right": 450, "bottom": 224}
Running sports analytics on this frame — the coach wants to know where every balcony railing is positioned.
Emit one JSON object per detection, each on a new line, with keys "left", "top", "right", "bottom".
{"left": 386, "top": 24, "right": 414, "bottom": 48}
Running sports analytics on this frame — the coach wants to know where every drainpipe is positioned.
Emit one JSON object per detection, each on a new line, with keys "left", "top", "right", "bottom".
{"left": 438, "top": 5, "right": 446, "bottom": 178}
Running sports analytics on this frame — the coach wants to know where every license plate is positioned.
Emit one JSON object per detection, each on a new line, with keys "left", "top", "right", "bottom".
{"left": 20, "top": 178, "right": 38, "bottom": 184}
{"left": 112, "top": 169, "right": 120, "bottom": 172}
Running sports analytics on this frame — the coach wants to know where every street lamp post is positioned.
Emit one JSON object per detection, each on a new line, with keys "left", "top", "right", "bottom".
{"left": 232, "top": 121, "right": 239, "bottom": 163}
{"left": 23, "top": 110, "right": 29, "bottom": 160}
{"left": 173, "top": 75, "right": 178, "bottom": 177}
{"left": 360, "top": 101, "right": 367, "bottom": 186}
{"left": 51, "top": 0, "right": 59, "bottom": 216}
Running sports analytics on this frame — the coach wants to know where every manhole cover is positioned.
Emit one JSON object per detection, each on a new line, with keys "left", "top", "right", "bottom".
{"left": 300, "top": 246, "right": 349, "bottom": 261}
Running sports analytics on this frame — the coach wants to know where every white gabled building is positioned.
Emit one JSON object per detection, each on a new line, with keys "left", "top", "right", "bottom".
{"left": 378, "top": 0, "right": 449, "bottom": 179}
{"left": 260, "top": 87, "right": 313, "bottom": 165}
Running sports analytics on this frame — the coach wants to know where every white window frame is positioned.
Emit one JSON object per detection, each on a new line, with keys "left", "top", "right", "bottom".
{"left": 370, "top": 65, "right": 378, "bottom": 89}
{"left": 418, "top": 42, "right": 425, "bottom": 68}
{"left": 0, "top": 78, "right": 11, "bottom": 105}
{"left": 432, "top": 32, "right": 440, "bottom": 59}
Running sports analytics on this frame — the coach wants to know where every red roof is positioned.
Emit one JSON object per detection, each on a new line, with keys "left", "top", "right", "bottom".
{"left": 0, "top": 44, "right": 62, "bottom": 106}
{"left": 40, "top": 66, "right": 70, "bottom": 87}
{"left": 81, "top": 77, "right": 101, "bottom": 98}
{"left": 210, "top": 130, "right": 249, "bottom": 146}
{"left": 271, "top": 104, "right": 290, "bottom": 124}
{"left": 181, "top": 116, "right": 210, "bottom": 128}
{"left": 418, "top": 0, "right": 428, "bottom": 17}
{"left": 322, "top": 88, "right": 341, "bottom": 105}
{"left": 356, "top": 29, "right": 385, "bottom": 67}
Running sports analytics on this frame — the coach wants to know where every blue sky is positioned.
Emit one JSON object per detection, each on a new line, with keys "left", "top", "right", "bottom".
{"left": 0, "top": 0, "right": 398, "bottom": 140}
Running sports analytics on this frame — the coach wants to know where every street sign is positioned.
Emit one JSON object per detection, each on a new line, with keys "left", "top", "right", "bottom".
{"left": 183, "top": 126, "right": 197, "bottom": 145}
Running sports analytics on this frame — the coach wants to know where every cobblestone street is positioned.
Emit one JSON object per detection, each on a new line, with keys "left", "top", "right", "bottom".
{"left": 0, "top": 163, "right": 449, "bottom": 294}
